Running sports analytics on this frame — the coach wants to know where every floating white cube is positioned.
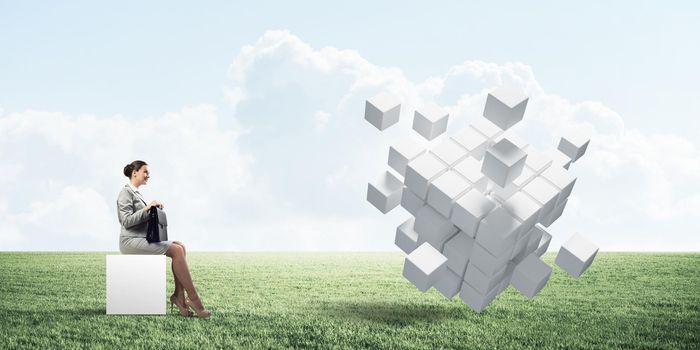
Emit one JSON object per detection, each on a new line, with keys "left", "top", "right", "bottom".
{"left": 481, "top": 138, "right": 527, "bottom": 188}
{"left": 511, "top": 254, "right": 552, "bottom": 299}
{"left": 464, "top": 262, "right": 507, "bottom": 295}
{"left": 483, "top": 85, "right": 529, "bottom": 130}
{"left": 364, "top": 92, "right": 401, "bottom": 131}
{"left": 459, "top": 279, "right": 499, "bottom": 313}
{"left": 430, "top": 138, "right": 468, "bottom": 166}
{"left": 395, "top": 217, "right": 420, "bottom": 254}
{"left": 403, "top": 242, "right": 448, "bottom": 292}
{"left": 405, "top": 152, "right": 447, "bottom": 199}
{"left": 400, "top": 187, "right": 424, "bottom": 216}
{"left": 442, "top": 231, "right": 475, "bottom": 277}
{"left": 453, "top": 156, "right": 488, "bottom": 192}
{"left": 522, "top": 176, "right": 560, "bottom": 224}
{"left": 558, "top": 131, "right": 590, "bottom": 162}
{"left": 541, "top": 165, "right": 576, "bottom": 207}
{"left": 555, "top": 233, "right": 598, "bottom": 278}
{"left": 501, "top": 191, "right": 542, "bottom": 240}
{"left": 450, "top": 188, "right": 496, "bottom": 238}
{"left": 414, "top": 205, "right": 458, "bottom": 251}
{"left": 413, "top": 103, "right": 449, "bottom": 140}
{"left": 361, "top": 84, "right": 592, "bottom": 311}
{"left": 427, "top": 170, "right": 471, "bottom": 217}
{"left": 367, "top": 171, "right": 403, "bottom": 214}
{"left": 450, "top": 127, "right": 489, "bottom": 159}
{"left": 468, "top": 241, "right": 511, "bottom": 276}
{"left": 106, "top": 255, "right": 166, "bottom": 315}
{"left": 475, "top": 207, "right": 522, "bottom": 257}
{"left": 388, "top": 138, "right": 425, "bottom": 176}
{"left": 434, "top": 268, "right": 463, "bottom": 299}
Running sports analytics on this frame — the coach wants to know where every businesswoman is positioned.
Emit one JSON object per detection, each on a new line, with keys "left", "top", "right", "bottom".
{"left": 117, "top": 160, "right": 211, "bottom": 318}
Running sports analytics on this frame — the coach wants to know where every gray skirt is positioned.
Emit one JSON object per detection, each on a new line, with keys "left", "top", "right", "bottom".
{"left": 119, "top": 236, "right": 173, "bottom": 255}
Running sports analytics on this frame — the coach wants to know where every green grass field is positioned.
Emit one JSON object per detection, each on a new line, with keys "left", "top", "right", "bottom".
{"left": 0, "top": 252, "right": 698, "bottom": 349}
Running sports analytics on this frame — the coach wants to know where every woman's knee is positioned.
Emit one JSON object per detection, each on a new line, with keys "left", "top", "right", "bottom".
{"left": 166, "top": 243, "right": 184, "bottom": 258}
{"left": 173, "top": 241, "right": 186, "bottom": 255}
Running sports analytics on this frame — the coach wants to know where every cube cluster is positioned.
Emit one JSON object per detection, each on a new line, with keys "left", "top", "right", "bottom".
{"left": 364, "top": 87, "right": 599, "bottom": 312}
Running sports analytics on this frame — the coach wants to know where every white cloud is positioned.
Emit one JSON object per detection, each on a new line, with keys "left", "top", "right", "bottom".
{"left": 12, "top": 185, "right": 113, "bottom": 245}
{"left": 313, "top": 110, "right": 331, "bottom": 131}
{"left": 221, "top": 30, "right": 700, "bottom": 252}
{"left": 1, "top": 30, "right": 698, "bottom": 251}
{"left": 0, "top": 105, "right": 254, "bottom": 250}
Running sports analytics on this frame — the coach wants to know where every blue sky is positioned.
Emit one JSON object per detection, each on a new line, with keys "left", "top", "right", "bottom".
{"left": 1, "top": 1, "right": 699, "bottom": 251}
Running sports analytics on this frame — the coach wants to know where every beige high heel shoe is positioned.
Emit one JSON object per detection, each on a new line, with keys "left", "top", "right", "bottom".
{"left": 185, "top": 297, "right": 212, "bottom": 318}
{"left": 170, "top": 294, "right": 193, "bottom": 317}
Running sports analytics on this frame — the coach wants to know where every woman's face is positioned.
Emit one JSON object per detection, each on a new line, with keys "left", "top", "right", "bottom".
{"left": 132, "top": 165, "right": 150, "bottom": 186}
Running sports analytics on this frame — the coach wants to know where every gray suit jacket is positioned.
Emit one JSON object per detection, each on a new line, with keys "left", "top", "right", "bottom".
{"left": 117, "top": 184, "right": 149, "bottom": 238}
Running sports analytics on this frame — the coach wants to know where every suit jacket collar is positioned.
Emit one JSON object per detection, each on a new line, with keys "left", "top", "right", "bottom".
{"left": 125, "top": 183, "right": 147, "bottom": 205}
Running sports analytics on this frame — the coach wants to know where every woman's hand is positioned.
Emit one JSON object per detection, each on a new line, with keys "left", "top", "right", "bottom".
{"left": 146, "top": 200, "right": 164, "bottom": 210}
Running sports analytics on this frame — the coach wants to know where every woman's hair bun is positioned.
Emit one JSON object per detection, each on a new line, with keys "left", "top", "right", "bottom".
{"left": 123, "top": 160, "right": 147, "bottom": 178}
{"left": 123, "top": 164, "right": 134, "bottom": 178}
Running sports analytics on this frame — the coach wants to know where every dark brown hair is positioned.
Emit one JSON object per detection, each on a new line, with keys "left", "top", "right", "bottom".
{"left": 123, "top": 160, "right": 148, "bottom": 178}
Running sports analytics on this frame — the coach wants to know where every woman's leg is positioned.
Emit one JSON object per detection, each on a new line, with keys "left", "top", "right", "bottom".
{"left": 170, "top": 241, "right": 186, "bottom": 300}
{"left": 165, "top": 244, "right": 205, "bottom": 308}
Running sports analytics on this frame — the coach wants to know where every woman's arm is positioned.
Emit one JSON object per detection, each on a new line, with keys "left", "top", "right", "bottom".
{"left": 117, "top": 190, "right": 150, "bottom": 229}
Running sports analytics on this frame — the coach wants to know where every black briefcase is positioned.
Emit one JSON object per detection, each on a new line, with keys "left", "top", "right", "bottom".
{"left": 146, "top": 206, "right": 168, "bottom": 243}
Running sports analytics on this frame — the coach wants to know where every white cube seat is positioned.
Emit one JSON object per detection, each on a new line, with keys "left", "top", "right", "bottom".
{"left": 106, "top": 255, "right": 166, "bottom": 315}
